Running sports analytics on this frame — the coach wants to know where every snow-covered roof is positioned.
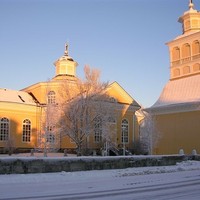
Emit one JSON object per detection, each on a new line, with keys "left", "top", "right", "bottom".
{"left": 0, "top": 88, "right": 36, "bottom": 105}
{"left": 150, "top": 74, "right": 200, "bottom": 111}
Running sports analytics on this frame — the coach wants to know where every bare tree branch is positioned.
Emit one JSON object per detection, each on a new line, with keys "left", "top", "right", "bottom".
{"left": 56, "top": 66, "right": 117, "bottom": 155}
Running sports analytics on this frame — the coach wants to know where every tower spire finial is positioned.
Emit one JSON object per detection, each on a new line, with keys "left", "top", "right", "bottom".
{"left": 64, "top": 43, "right": 69, "bottom": 56}
{"left": 189, "top": 0, "right": 194, "bottom": 10}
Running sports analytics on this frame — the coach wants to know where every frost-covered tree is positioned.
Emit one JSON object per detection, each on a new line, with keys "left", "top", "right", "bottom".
{"left": 4, "top": 135, "right": 16, "bottom": 156}
{"left": 93, "top": 97, "right": 117, "bottom": 156}
{"left": 37, "top": 82, "right": 61, "bottom": 156}
{"left": 39, "top": 104, "right": 60, "bottom": 156}
{"left": 139, "top": 110, "right": 160, "bottom": 155}
{"left": 57, "top": 66, "right": 117, "bottom": 155}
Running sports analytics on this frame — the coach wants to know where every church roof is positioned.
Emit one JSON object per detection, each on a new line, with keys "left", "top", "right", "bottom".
{"left": 107, "top": 81, "right": 141, "bottom": 109}
{"left": 0, "top": 88, "right": 36, "bottom": 105}
{"left": 151, "top": 74, "right": 200, "bottom": 109}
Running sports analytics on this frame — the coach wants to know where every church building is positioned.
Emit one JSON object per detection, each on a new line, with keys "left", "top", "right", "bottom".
{"left": 148, "top": 1, "right": 200, "bottom": 154}
{"left": 0, "top": 44, "right": 141, "bottom": 154}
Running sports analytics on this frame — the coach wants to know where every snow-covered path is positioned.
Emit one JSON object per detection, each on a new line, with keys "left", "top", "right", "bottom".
{"left": 0, "top": 160, "right": 200, "bottom": 200}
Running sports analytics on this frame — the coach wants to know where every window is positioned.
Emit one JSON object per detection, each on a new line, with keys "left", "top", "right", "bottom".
{"left": 48, "top": 91, "right": 56, "bottom": 104}
{"left": 22, "top": 119, "right": 31, "bottom": 142}
{"left": 193, "top": 63, "right": 200, "bottom": 72}
{"left": 185, "top": 21, "right": 190, "bottom": 29}
{"left": 172, "top": 47, "right": 180, "bottom": 61}
{"left": 0, "top": 118, "right": 9, "bottom": 141}
{"left": 192, "top": 20, "right": 198, "bottom": 28}
{"left": 183, "top": 66, "right": 190, "bottom": 74}
{"left": 192, "top": 40, "right": 200, "bottom": 55}
{"left": 121, "top": 119, "right": 128, "bottom": 143}
{"left": 94, "top": 117, "right": 102, "bottom": 143}
{"left": 173, "top": 68, "right": 180, "bottom": 77}
{"left": 46, "top": 125, "right": 55, "bottom": 144}
{"left": 182, "top": 43, "right": 191, "bottom": 58}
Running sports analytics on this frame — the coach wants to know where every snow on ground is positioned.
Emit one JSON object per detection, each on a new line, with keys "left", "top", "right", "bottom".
{"left": 0, "top": 160, "right": 200, "bottom": 184}
{"left": 0, "top": 152, "right": 76, "bottom": 158}
{"left": 0, "top": 159, "right": 200, "bottom": 199}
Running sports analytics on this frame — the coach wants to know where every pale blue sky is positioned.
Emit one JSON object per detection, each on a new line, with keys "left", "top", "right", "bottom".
{"left": 0, "top": 0, "right": 197, "bottom": 107}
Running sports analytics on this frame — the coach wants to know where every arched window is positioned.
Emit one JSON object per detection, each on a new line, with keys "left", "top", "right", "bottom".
{"left": 172, "top": 47, "right": 180, "bottom": 61}
{"left": 182, "top": 43, "right": 191, "bottom": 59}
{"left": 173, "top": 68, "right": 180, "bottom": 77}
{"left": 46, "top": 125, "right": 55, "bottom": 144}
{"left": 94, "top": 116, "right": 102, "bottom": 143}
{"left": 121, "top": 119, "right": 128, "bottom": 143}
{"left": 192, "top": 40, "right": 200, "bottom": 55}
{"left": 48, "top": 91, "right": 56, "bottom": 104}
{"left": 22, "top": 119, "right": 31, "bottom": 142}
{"left": 183, "top": 66, "right": 190, "bottom": 75}
{"left": 193, "top": 63, "right": 200, "bottom": 72}
{"left": 0, "top": 118, "right": 9, "bottom": 141}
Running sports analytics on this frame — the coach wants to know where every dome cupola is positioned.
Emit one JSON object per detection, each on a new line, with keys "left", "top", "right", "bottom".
{"left": 54, "top": 43, "right": 78, "bottom": 78}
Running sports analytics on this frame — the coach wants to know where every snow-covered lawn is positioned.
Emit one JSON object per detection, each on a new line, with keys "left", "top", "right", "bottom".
{"left": 0, "top": 160, "right": 200, "bottom": 199}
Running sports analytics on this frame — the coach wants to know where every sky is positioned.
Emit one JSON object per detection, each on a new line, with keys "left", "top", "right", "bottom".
{"left": 0, "top": 0, "right": 198, "bottom": 107}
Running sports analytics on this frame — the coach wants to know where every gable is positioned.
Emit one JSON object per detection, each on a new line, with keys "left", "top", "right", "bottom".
{"left": 106, "top": 81, "right": 140, "bottom": 108}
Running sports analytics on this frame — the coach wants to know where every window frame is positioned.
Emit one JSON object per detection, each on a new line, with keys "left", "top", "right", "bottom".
{"left": 121, "top": 119, "right": 129, "bottom": 144}
{"left": 46, "top": 125, "right": 56, "bottom": 144}
{"left": 94, "top": 116, "right": 102, "bottom": 143}
{"left": 22, "top": 119, "right": 31, "bottom": 143}
{"left": 0, "top": 117, "right": 9, "bottom": 141}
{"left": 47, "top": 91, "right": 56, "bottom": 105}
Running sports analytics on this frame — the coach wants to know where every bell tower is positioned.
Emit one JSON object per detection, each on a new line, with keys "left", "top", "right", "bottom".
{"left": 53, "top": 43, "right": 78, "bottom": 79}
{"left": 178, "top": 0, "right": 200, "bottom": 34}
{"left": 167, "top": 0, "right": 200, "bottom": 80}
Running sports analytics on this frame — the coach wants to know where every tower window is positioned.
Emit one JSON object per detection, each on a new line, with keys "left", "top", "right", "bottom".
{"left": 183, "top": 66, "right": 190, "bottom": 75}
{"left": 192, "top": 40, "right": 200, "bottom": 55}
{"left": 193, "top": 63, "right": 200, "bottom": 72}
{"left": 173, "top": 68, "right": 180, "bottom": 77}
{"left": 182, "top": 43, "right": 191, "bottom": 58}
{"left": 172, "top": 47, "right": 180, "bottom": 61}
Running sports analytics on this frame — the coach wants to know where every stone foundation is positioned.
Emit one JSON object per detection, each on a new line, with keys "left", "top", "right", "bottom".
{"left": 0, "top": 155, "right": 199, "bottom": 174}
